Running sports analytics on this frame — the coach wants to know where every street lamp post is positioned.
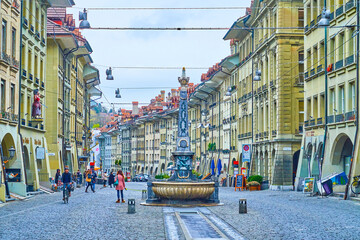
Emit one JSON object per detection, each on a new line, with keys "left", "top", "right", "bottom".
{"left": 0, "top": 146, "right": 16, "bottom": 199}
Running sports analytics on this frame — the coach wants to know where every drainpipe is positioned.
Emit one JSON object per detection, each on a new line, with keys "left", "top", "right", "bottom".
{"left": 17, "top": 0, "right": 28, "bottom": 186}
{"left": 344, "top": 0, "right": 360, "bottom": 200}
{"left": 250, "top": 29, "right": 255, "bottom": 177}
{"left": 164, "top": 118, "right": 168, "bottom": 173}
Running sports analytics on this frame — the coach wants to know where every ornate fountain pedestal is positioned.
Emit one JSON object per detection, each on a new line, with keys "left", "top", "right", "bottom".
{"left": 142, "top": 68, "right": 221, "bottom": 207}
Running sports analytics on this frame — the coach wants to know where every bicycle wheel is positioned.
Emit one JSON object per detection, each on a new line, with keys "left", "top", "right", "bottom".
{"left": 351, "top": 181, "right": 360, "bottom": 194}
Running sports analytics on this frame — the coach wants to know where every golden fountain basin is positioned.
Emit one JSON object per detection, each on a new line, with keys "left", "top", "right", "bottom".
{"left": 152, "top": 182, "right": 215, "bottom": 200}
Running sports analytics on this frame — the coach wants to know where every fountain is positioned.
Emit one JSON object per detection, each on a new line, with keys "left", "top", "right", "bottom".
{"left": 143, "top": 68, "right": 220, "bottom": 206}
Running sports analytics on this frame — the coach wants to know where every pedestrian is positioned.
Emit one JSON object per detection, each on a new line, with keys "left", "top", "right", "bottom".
{"left": 85, "top": 170, "right": 95, "bottom": 193}
{"left": 115, "top": 170, "right": 126, "bottom": 203}
{"left": 62, "top": 166, "right": 72, "bottom": 200}
{"left": 91, "top": 169, "right": 97, "bottom": 192}
{"left": 102, "top": 170, "right": 108, "bottom": 187}
{"left": 108, "top": 171, "right": 115, "bottom": 188}
{"left": 76, "top": 169, "right": 82, "bottom": 185}
{"left": 55, "top": 169, "right": 61, "bottom": 185}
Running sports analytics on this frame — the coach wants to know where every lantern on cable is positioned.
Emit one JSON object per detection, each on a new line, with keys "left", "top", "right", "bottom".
{"left": 115, "top": 88, "right": 121, "bottom": 98}
{"left": 226, "top": 86, "right": 232, "bottom": 96}
{"left": 106, "top": 67, "right": 114, "bottom": 80}
{"left": 254, "top": 69, "right": 261, "bottom": 81}
{"left": 79, "top": 9, "right": 90, "bottom": 29}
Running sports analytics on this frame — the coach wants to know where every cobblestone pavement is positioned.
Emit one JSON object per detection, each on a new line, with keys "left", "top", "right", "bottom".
{"left": 211, "top": 187, "right": 360, "bottom": 240}
{"left": 1, "top": 183, "right": 360, "bottom": 240}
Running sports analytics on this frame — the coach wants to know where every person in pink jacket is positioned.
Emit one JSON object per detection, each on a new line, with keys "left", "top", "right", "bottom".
{"left": 115, "top": 170, "right": 126, "bottom": 203}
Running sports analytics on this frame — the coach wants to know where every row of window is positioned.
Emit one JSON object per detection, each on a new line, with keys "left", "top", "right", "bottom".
{"left": 1, "top": 19, "right": 17, "bottom": 60}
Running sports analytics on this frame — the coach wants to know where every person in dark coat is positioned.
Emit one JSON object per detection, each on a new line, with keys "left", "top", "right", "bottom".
{"left": 108, "top": 171, "right": 115, "bottom": 188}
{"left": 55, "top": 169, "right": 61, "bottom": 185}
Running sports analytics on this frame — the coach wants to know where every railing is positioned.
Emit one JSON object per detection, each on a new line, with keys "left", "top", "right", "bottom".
{"left": 304, "top": 25, "right": 309, "bottom": 33}
{"left": 327, "top": 115, "right": 335, "bottom": 124}
{"left": 310, "top": 20, "right": 315, "bottom": 28}
{"left": 11, "top": 57, "right": 19, "bottom": 68}
{"left": 335, "top": 114, "right": 345, "bottom": 123}
{"left": 30, "top": 25, "right": 35, "bottom": 33}
{"left": 336, "top": 6, "right": 344, "bottom": 17}
{"left": 305, "top": 120, "right": 310, "bottom": 127}
{"left": 29, "top": 73, "right": 33, "bottom": 81}
{"left": 345, "top": 111, "right": 355, "bottom": 121}
{"left": 335, "top": 59, "right": 343, "bottom": 70}
{"left": 305, "top": 71, "right": 309, "bottom": 79}
{"left": 329, "top": 12, "right": 334, "bottom": 21}
{"left": 272, "top": 130, "right": 277, "bottom": 136}
{"left": 345, "top": 55, "right": 354, "bottom": 66}
{"left": 23, "top": 18, "right": 28, "bottom": 27}
{"left": 35, "top": 78, "right": 39, "bottom": 85}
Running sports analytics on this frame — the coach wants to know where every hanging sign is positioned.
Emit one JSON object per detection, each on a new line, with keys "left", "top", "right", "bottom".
{"left": 242, "top": 144, "right": 251, "bottom": 162}
{"left": 36, "top": 147, "right": 45, "bottom": 160}
{"left": 6, "top": 169, "right": 21, "bottom": 182}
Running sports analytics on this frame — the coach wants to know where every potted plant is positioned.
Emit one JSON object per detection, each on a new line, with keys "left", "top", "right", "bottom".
{"left": 247, "top": 175, "right": 263, "bottom": 191}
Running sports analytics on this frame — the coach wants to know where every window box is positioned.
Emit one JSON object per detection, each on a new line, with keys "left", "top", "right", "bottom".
{"left": 35, "top": 31, "right": 40, "bottom": 40}
{"left": 21, "top": 118, "right": 25, "bottom": 125}
{"left": 310, "top": 68, "right": 315, "bottom": 76}
{"left": 22, "top": 69, "right": 27, "bottom": 78}
{"left": 305, "top": 71, "right": 309, "bottom": 79}
{"left": 35, "top": 77, "right": 39, "bottom": 85}
{"left": 317, "top": 64, "right": 323, "bottom": 73}
{"left": 41, "top": 37, "right": 46, "bottom": 46}
{"left": 317, "top": 117, "right": 323, "bottom": 125}
{"left": 29, "top": 25, "right": 35, "bottom": 34}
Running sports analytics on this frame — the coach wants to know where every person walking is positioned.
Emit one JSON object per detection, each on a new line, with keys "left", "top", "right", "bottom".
{"left": 108, "top": 171, "right": 115, "bottom": 188}
{"left": 115, "top": 170, "right": 126, "bottom": 203}
{"left": 91, "top": 169, "right": 97, "bottom": 192}
{"left": 102, "top": 171, "right": 108, "bottom": 187}
{"left": 85, "top": 170, "right": 95, "bottom": 193}
{"left": 55, "top": 169, "right": 61, "bottom": 185}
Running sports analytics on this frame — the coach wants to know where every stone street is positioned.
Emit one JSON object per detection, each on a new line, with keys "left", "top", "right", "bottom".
{"left": 0, "top": 182, "right": 359, "bottom": 240}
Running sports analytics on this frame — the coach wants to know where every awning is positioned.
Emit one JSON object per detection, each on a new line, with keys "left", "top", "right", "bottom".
{"left": 83, "top": 64, "right": 100, "bottom": 86}
{"left": 220, "top": 53, "right": 240, "bottom": 71}
{"left": 78, "top": 156, "right": 89, "bottom": 162}
{"left": 88, "top": 86, "right": 102, "bottom": 98}
{"left": 167, "top": 162, "right": 173, "bottom": 167}
{"left": 223, "top": 15, "right": 251, "bottom": 41}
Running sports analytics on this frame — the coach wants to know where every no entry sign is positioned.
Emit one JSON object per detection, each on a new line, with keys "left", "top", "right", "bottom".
{"left": 242, "top": 144, "right": 251, "bottom": 162}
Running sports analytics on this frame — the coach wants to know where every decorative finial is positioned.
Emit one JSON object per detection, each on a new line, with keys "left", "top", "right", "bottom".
{"left": 178, "top": 67, "right": 190, "bottom": 87}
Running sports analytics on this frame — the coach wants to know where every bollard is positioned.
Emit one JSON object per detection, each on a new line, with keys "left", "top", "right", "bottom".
{"left": 128, "top": 199, "right": 136, "bottom": 214}
{"left": 239, "top": 198, "right": 247, "bottom": 214}
{"left": 142, "top": 190, "right": 147, "bottom": 200}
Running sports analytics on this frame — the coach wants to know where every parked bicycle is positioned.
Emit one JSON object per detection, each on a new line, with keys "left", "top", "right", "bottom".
{"left": 351, "top": 175, "right": 360, "bottom": 195}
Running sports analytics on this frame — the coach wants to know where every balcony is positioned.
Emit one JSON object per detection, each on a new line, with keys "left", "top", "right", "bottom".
{"left": 327, "top": 115, "right": 335, "bottom": 124}
{"left": 305, "top": 72, "right": 309, "bottom": 79}
{"left": 23, "top": 18, "right": 28, "bottom": 28}
{"left": 317, "top": 64, "right": 323, "bottom": 73}
{"left": 310, "top": 20, "right": 315, "bottom": 28}
{"left": 41, "top": 81, "right": 45, "bottom": 89}
{"left": 272, "top": 130, "right": 277, "bottom": 136}
{"left": 0, "top": 52, "right": 11, "bottom": 65}
{"left": 21, "top": 118, "right": 25, "bottom": 125}
{"left": 29, "top": 73, "right": 33, "bottom": 81}
{"left": 336, "top": 6, "right": 344, "bottom": 17}
{"left": 310, "top": 68, "right": 315, "bottom": 76}
{"left": 304, "top": 25, "right": 309, "bottom": 33}
{"left": 346, "top": 0, "right": 355, "bottom": 11}
{"left": 335, "top": 114, "right": 345, "bottom": 123}
{"left": 317, "top": 117, "right": 323, "bottom": 125}
{"left": 41, "top": 37, "right": 46, "bottom": 46}
{"left": 304, "top": 120, "right": 310, "bottom": 127}
{"left": 345, "top": 55, "right": 354, "bottom": 66}
{"left": 310, "top": 119, "right": 315, "bottom": 126}
{"left": 330, "top": 12, "right": 334, "bottom": 21}
{"left": 35, "top": 77, "right": 40, "bottom": 85}
{"left": 335, "top": 60, "right": 343, "bottom": 70}
{"left": 345, "top": 111, "right": 356, "bottom": 121}
{"left": 29, "top": 25, "right": 35, "bottom": 34}
{"left": 11, "top": 57, "right": 19, "bottom": 69}
{"left": 35, "top": 31, "right": 40, "bottom": 40}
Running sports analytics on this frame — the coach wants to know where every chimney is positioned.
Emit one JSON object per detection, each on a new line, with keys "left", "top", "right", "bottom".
{"left": 132, "top": 101, "right": 139, "bottom": 115}
{"left": 161, "top": 90, "right": 165, "bottom": 100}
{"left": 171, "top": 89, "right": 176, "bottom": 97}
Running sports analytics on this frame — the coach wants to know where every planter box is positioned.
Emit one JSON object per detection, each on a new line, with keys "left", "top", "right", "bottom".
{"left": 248, "top": 185, "right": 260, "bottom": 191}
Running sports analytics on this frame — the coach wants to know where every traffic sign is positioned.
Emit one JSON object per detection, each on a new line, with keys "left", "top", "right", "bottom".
{"left": 242, "top": 144, "right": 251, "bottom": 162}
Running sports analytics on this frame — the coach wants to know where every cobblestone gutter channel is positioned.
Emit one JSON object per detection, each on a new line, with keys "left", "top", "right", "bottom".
{"left": 163, "top": 207, "right": 246, "bottom": 240}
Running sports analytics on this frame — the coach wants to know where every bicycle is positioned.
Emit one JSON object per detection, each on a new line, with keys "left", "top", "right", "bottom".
{"left": 63, "top": 183, "right": 73, "bottom": 204}
{"left": 351, "top": 175, "right": 360, "bottom": 195}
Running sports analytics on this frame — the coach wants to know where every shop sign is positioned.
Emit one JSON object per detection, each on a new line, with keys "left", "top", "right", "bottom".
{"left": 48, "top": 153, "right": 55, "bottom": 156}
{"left": 6, "top": 169, "right": 21, "bottom": 182}
{"left": 242, "top": 144, "right": 251, "bottom": 162}
{"left": 36, "top": 147, "right": 45, "bottom": 160}
{"left": 235, "top": 174, "right": 245, "bottom": 191}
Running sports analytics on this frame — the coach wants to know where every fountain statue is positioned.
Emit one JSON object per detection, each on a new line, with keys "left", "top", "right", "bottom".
{"left": 144, "top": 68, "right": 220, "bottom": 206}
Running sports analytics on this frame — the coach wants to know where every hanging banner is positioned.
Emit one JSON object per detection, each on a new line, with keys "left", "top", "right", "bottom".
{"left": 242, "top": 144, "right": 251, "bottom": 162}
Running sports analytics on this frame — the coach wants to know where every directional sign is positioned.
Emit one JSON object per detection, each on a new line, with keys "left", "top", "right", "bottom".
{"left": 242, "top": 144, "right": 251, "bottom": 162}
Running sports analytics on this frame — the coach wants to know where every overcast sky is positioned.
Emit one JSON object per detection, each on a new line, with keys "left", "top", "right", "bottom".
{"left": 67, "top": 0, "right": 251, "bottom": 111}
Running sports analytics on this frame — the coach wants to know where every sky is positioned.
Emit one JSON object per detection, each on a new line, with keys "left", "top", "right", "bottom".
{"left": 66, "top": 0, "right": 251, "bottom": 111}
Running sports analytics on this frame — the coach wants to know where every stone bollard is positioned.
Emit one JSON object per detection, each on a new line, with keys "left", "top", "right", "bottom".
{"left": 142, "top": 190, "right": 147, "bottom": 200}
{"left": 239, "top": 198, "right": 247, "bottom": 214}
{"left": 128, "top": 199, "right": 136, "bottom": 214}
